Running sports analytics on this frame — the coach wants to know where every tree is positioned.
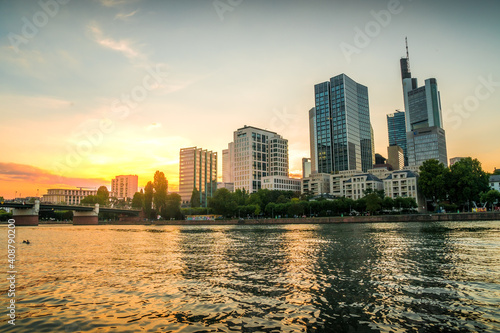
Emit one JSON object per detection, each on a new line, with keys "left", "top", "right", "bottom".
{"left": 493, "top": 169, "right": 500, "bottom": 175}
{"left": 447, "top": 157, "right": 490, "bottom": 208}
{"left": 96, "top": 186, "right": 110, "bottom": 206}
{"left": 190, "top": 188, "right": 201, "bottom": 208}
{"left": 144, "top": 181, "right": 154, "bottom": 219}
{"left": 382, "top": 197, "right": 395, "bottom": 211}
{"left": 153, "top": 171, "right": 168, "bottom": 214}
{"left": 131, "top": 190, "right": 144, "bottom": 209}
{"left": 418, "top": 159, "right": 448, "bottom": 205}
{"left": 481, "top": 190, "right": 500, "bottom": 209}
{"left": 164, "top": 193, "right": 182, "bottom": 220}
{"left": 81, "top": 195, "right": 98, "bottom": 205}
{"left": 365, "top": 193, "right": 382, "bottom": 214}
{"left": 208, "top": 188, "right": 237, "bottom": 217}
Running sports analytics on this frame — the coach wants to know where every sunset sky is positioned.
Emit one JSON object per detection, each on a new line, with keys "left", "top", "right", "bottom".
{"left": 1, "top": 0, "right": 499, "bottom": 199}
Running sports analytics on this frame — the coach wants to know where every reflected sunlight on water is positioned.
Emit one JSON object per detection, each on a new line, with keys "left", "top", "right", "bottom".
{"left": 1, "top": 221, "right": 499, "bottom": 332}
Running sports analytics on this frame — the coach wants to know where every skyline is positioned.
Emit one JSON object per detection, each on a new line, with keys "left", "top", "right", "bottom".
{"left": 1, "top": 0, "right": 500, "bottom": 199}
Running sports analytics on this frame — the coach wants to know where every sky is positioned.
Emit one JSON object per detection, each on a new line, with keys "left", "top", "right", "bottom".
{"left": 1, "top": 0, "right": 499, "bottom": 199}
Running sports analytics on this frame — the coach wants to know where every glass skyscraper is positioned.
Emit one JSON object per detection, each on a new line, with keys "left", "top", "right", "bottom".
{"left": 312, "top": 73, "right": 373, "bottom": 173}
{"left": 387, "top": 110, "right": 408, "bottom": 166}
{"left": 400, "top": 41, "right": 448, "bottom": 167}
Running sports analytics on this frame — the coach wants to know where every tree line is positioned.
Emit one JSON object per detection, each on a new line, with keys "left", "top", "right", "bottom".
{"left": 418, "top": 157, "right": 500, "bottom": 212}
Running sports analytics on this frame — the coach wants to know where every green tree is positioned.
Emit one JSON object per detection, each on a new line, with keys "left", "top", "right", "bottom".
{"left": 493, "top": 169, "right": 500, "bottom": 175}
{"left": 418, "top": 159, "right": 448, "bottom": 205}
{"left": 190, "top": 188, "right": 201, "bottom": 208}
{"left": 447, "top": 157, "right": 490, "bottom": 208}
{"left": 164, "top": 193, "right": 182, "bottom": 220}
{"left": 481, "top": 190, "right": 500, "bottom": 209}
{"left": 208, "top": 188, "right": 237, "bottom": 217}
{"left": 144, "top": 181, "right": 154, "bottom": 219}
{"left": 131, "top": 190, "right": 144, "bottom": 209}
{"left": 153, "top": 171, "right": 168, "bottom": 214}
{"left": 96, "top": 186, "right": 110, "bottom": 206}
{"left": 365, "top": 193, "right": 382, "bottom": 214}
{"left": 382, "top": 197, "right": 395, "bottom": 211}
{"left": 81, "top": 195, "right": 98, "bottom": 205}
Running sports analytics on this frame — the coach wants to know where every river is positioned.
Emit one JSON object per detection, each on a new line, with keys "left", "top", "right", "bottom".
{"left": 1, "top": 221, "right": 499, "bottom": 332}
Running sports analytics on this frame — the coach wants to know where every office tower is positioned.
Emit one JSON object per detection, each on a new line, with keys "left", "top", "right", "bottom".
{"left": 111, "top": 175, "right": 138, "bottom": 199}
{"left": 387, "top": 145, "right": 404, "bottom": 170}
{"left": 387, "top": 110, "right": 408, "bottom": 165}
{"left": 222, "top": 142, "right": 234, "bottom": 183}
{"left": 312, "top": 73, "right": 373, "bottom": 173}
{"left": 400, "top": 39, "right": 448, "bottom": 166}
{"left": 302, "top": 157, "right": 312, "bottom": 178}
{"left": 179, "top": 147, "right": 217, "bottom": 207}
{"left": 231, "top": 125, "right": 288, "bottom": 193}
{"left": 308, "top": 107, "right": 317, "bottom": 173}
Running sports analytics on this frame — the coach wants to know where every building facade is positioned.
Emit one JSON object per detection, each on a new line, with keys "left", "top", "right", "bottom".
{"left": 179, "top": 147, "right": 217, "bottom": 207}
{"left": 342, "top": 174, "right": 384, "bottom": 200}
{"left": 222, "top": 142, "right": 235, "bottom": 183}
{"left": 387, "top": 110, "right": 408, "bottom": 166}
{"left": 312, "top": 73, "right": 373, "bottom": 173}
{"left": 111, "top": 175, "right": 138, "bottom": 200}
{"left": 301, "top": 173, "right": 331, "bottom": 196}
{"left": 401, "top": 41, "right": 448, "bottom": 167}
{"left": 384, "top": 170, "right": 425, "bottom": 211}
{"left": 490, "top": 175, "right": 500, "bottom": 192}
{"left": 262, "top": 176, "right": 301, "bottom": 192}
{"left": 387, "top": 145, "right": 404, "bottom": 171}
{"left": 302, "top": 158, "right": 312, "bottom": 178}
{"left": 41, "top": 188, "right": 97, "bottom": 205}
{"left": 231, "top": 126, "right": 288, "bottom": 193}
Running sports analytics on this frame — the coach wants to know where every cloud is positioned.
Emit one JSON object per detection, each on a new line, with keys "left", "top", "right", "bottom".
{"left": 146, "top": 123, "right": 162, "bottom": 131}
{"left": 115, "top": 9, "right": 139, "bottom": 20}
{"left": 0, "top": 163, "right": 108, "bottom": 188}
{"left": 88, "top": 22, "right": 142, "bottom": 60}
{"left": 98, "top": 0, "right": 139, "bottom": 7}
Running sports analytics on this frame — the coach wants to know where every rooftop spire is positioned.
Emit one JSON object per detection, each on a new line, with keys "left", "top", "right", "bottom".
{"left": 405, "top": 37, "right": 410, "bottom": 72}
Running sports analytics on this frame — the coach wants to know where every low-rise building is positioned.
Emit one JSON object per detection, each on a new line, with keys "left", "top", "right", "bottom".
{"left": 490, "top": 175, "right": 500, "bottom": 191}
{"left": 384, "top": 170, "right": 425, "bottom": 211}
{"left": 262, "top": 176, "right": 301, "bottom": 192}
{"left": 342, "top": 174, "right": 384, "bottom": 200}
{"left": 42, "top": 188, "right": 97, "bottom": 205}
{"left": 217, "top": 182, "right": 235, "bottom": 192}
{"left": 302, "top": 173, "right": 331, "bottom": 196}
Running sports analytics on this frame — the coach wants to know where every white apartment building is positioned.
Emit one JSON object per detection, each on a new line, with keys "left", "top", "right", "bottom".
{"left": 302, "top": 173, "right": 331, "bottom": 196}
{"left": 262, "top": 175, "right": 301, "bottom": 192}
{"left": 231, "top": 126, "right": 289, "bottom": 193}
{"left": 342, "top": 174, "right": 384, "bottom": 200}
{"left": 490, "top": 175, "right": 500, "bottom": 191}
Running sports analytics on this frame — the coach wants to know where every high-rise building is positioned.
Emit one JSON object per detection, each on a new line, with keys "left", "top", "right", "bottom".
{"left": 308, "top": 107, "right": 318, "bottom": 174}
{"left": 387, "top": 145, "right": 404, "bottom": 171}
{"left": 222, "top": 142, "right": 235, "bottom": 183}
{"left": 111, "top": 175, "right": 138, "bottom": 199}
{"left": 312, "top": 73, "right": 373, "bottom": 173}
{"left": 387, "top": 110, "right": 408, "bottom": 166}
{"left": 400, "top": 39, "right": 448, "bottom": 166}
{"left": 231, "top": 125, "right": 288, "bottom": 193}
{"left": 179, "top": 147, "right": 217, "bottom": 207}
{"left": 302, "top": 158, "right": 311, "bottom": 178}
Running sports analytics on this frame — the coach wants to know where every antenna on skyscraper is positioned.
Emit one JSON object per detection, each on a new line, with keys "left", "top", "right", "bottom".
{"left": 405, "top": 37, "right": 410, "bottom": 72}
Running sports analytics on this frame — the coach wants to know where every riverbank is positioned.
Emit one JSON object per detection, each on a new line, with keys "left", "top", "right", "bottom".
{"left": 98, "top": 211, "right": 500, "bottom": 226}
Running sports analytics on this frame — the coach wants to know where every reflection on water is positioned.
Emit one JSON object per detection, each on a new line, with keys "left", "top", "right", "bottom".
{"left": 1, "top": 221, "right": 499, "bottom": 332}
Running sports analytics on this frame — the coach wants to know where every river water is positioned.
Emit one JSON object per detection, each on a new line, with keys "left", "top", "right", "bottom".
{"left": 1, "top": 221, "right": 499, "bottom": 332}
